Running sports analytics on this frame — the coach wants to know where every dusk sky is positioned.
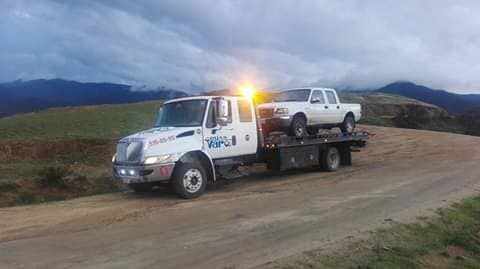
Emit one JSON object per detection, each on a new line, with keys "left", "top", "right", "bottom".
{"left": 2, "top": 0, "right": 480, "bottom": 93}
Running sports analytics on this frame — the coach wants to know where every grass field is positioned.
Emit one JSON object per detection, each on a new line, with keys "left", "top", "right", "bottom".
{"left": 0, "top": 100, "right": 162, "bottom": 206}
{"left": 0, "top": 101, "right": 161, "bottom": 140}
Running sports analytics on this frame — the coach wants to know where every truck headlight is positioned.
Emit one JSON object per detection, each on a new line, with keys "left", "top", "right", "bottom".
{"left": 274, "top": 108, "right": 289, "bottom": 115}
{"left": 112, "top": 154, "right": 116, "bottom": 163}
{"left": 144, "top": 154, "right": 176, "bottom": 165}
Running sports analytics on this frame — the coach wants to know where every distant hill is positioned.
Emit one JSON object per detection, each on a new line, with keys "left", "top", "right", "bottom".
{"left": 377, "top": 82, "right": 480, "bottom": 114}
{"left": 340, "top": 92, "right": 464, "bottom": 133}
{"left": 0, "top": 79, "right": 188, "bottom": 117}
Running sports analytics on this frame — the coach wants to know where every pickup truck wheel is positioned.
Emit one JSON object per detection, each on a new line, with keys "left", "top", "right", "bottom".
{"left": 321, "top": 146, "right": 341, "bottom": 172}
{"left": 290, "top": 115, "right": 307, "bottom": 138}
{"left": 172, "top": 162, "right": 207, "bottom": 199}
{"left": 128, "top": 182, "right": 153, "bottom": 193}
{"left": 340, "top": 115, "right": 355, "bottom": 134}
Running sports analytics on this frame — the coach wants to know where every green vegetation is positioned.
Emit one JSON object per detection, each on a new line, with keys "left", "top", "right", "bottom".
{"left": 0, "top": 101, "right": 160, "bottom": 140}
{"left": 0, "top": 100, "right": 162, "bottom": 207}
{"left": 274, "top": 196, "right": 480, "bottom": 269}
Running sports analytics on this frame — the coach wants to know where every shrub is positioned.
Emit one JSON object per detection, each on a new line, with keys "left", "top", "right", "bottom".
{"left": 15, "top": 191, "right": 37, "bottom": 205}
{"left": 36, "top": 166, "right": 71, "bottom": 188}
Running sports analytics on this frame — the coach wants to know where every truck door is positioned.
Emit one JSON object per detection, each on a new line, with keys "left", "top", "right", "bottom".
{"left": 234, "top": 98, "right": 258, "bottom": 155}
{"left": 203, "top": 98, "right": 256, "bottom": 159}
{"left": 324, "top": 90, "right": 344, "bottom": 123}
{"left": 309, "top": 90, "right": 329, "bottom": 124}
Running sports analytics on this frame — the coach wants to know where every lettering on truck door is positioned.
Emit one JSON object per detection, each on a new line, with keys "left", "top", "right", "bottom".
{"left": 203, "top": 98, "right": 240, "bottom": 159}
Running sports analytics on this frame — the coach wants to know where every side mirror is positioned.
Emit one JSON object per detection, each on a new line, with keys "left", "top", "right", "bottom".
{"left": 215, "top": 99, "right": 229, "bottom": 125}
{"left": 311, "top": 98, "right": 321, "bottom": 104}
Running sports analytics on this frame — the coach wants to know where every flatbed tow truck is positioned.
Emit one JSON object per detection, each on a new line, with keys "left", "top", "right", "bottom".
{"left": 112, "top": 94, "right": 369, "bottom": 198}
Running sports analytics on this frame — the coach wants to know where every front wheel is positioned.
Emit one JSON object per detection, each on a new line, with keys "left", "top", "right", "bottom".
{"left": 290, "top": 115, "right": 308, "bottom": 138}
{"left": 171, "top": 162, "right": 207, "bottom": 199}
{"left": 340, "top": 115, "right": 355, "bottom": 134}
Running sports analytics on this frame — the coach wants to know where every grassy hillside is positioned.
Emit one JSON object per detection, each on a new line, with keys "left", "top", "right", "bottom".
{"left": 0, "top": 100, "right": 162, "bottom": 207}
{"left": 0, "top": 100, "right": 161, "bottom": 140}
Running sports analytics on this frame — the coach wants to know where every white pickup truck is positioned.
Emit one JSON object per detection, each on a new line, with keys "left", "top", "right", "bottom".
{"left": 112, "top": 94, "right": 368, "bottom": 198}
{"left": 257, "top": 88, "right": 361, "bottom": 137}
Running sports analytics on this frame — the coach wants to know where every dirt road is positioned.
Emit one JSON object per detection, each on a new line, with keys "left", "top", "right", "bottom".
{"left": 1, "top": 126, "right": 480, "bottom": 269}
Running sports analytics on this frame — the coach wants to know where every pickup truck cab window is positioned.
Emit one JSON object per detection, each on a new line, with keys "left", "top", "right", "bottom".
{"left": 275, "top": 89, "right": 311, "bottom": 102}
{"left": 310, "top": 90, "right": 325, "bottom": 104}
{"left": 325, "top": 91, "right": 338, "bottom": 104}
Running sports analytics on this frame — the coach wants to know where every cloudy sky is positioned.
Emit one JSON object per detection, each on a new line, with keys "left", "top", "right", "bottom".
{"left": 1, "top": 0, "right": 480, "bottom": 93}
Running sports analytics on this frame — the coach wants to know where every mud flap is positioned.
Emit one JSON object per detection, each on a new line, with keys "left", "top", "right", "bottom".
{"left": 339, "top": 146, "right": 352, "bottom": 166}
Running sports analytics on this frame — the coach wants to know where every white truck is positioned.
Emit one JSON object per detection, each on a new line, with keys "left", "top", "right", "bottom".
{"left": 112, "top": 95, "right": 368, "bottom": 198}
{"left": 257, "top": 88, "right": 361, "bottom": 137}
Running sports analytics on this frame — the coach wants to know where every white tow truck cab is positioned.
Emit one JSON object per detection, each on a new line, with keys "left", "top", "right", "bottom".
{"left": 113, "top": 95, "right": 368, "bottom": 198}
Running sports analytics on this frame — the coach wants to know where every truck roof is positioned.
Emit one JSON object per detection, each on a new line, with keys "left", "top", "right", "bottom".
{"left": 164, "top": 95, "right": 248, "bottom": 104}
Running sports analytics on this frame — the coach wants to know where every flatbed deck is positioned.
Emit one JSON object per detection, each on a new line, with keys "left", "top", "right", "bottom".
{"left": 264, "top": 131, "right": 370, "bottom": 148}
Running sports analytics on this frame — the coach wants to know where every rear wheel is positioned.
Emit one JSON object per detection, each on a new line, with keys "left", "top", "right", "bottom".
{"left": 290, "top": 115, "right": 308, "bottom": 138}
{"left": 340, "top": 114, "right": 355, "bottom": 134}
{"left": 321, "top": 146, "right": 341, "bottom": 172}
{"left": 171, "top": 162, "right": 207, "bottom": 199}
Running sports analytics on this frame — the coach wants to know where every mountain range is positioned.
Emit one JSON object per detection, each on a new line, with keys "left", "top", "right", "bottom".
{"left": 0, "top": 79, "right": 188, "bottom": 117}
{"left": 377, "top": 82, "right": 480, "bottom": 114}
{"left": 1, "top": 78, "right": 480, "bottom": 118}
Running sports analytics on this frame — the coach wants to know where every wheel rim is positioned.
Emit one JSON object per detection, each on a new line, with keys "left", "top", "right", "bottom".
{"left": 183, "top": 168, "right": 203, "bottom": 193}
{"left": 327, "top": 149, "right": 340, "bottom": 169}
{"left": 294, "top": 120, "right": 305, "bottom": 137}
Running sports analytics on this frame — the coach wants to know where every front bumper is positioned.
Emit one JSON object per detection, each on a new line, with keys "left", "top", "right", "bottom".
{"left": 113, "top": 163, "right": 175, "bottom": 184}
{"left": 261, "top": 116, "right": 292, "bottom": 134}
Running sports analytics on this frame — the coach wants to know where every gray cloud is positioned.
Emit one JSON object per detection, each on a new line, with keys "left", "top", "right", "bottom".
{"left": 1, "top": 0, "right": 480, "bottom": 92}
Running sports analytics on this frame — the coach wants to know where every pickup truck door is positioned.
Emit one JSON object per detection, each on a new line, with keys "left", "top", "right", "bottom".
{"left": 309, "top": 90, "right": 329, "bottom": 124}
{"left": 203, "top": 98, "right": 257, "bottom": 160}
{"left": 324, "top": 90, "right": 344, "bottom": 123}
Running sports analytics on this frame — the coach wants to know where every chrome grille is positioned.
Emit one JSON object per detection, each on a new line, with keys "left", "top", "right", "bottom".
{"left": 259, "top": 108, "right": 274, "bottom": 119}
{"left": 116, "top": 140, "right": 143, "bottom": 163}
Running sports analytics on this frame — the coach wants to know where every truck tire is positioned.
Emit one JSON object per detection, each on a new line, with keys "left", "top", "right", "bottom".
{"left": 321, "top": 146, "right": 341, "bottom": 172}
{"left": 290, "top": 115, "right": 307, "bottom": 138}
{"left": 171, "top": 161, "right": 207, "bottom": 199}
{"left": 128, "top": 182, "right": 153, "bottom": 193}
{"left": 340, "top": 114, "right": 355, "bottom": 134}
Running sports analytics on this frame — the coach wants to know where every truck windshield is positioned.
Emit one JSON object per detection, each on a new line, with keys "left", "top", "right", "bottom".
{"left": 154, "top": 100, "right": 207, "bottom": 127}
{"left": 275, "top": 89, "right": 311, "bottom": 102}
